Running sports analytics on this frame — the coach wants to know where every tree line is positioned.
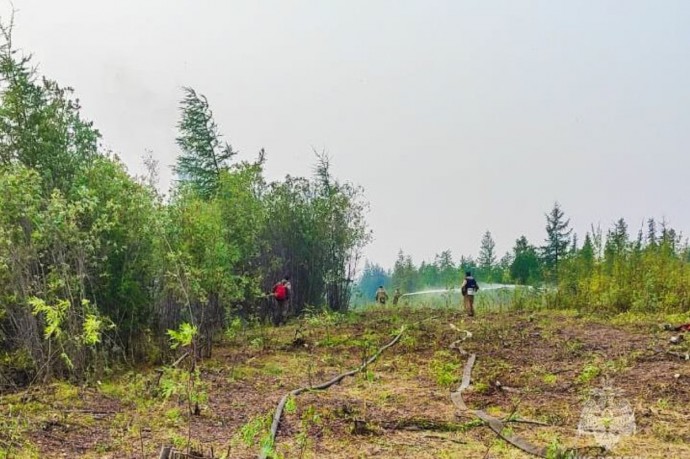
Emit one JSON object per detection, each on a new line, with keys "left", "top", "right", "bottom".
{"left": 357, "top": 203, "right": 690, "bottom": 314}
{"left": 0, "top": 32, "right": 369, "bottom": 385}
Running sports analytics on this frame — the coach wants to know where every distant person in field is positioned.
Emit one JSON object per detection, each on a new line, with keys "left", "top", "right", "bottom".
{"left": 375, "top": 286, "right": 389, "bottom": 305}
{"left": 392, "top": 288, "right": 402, "bottom": 306}
{"left": 272, "top": 276, "right": 291, "bottom": 325}
{"left": 461, "top": 271, "right": 479, "bottom": 317}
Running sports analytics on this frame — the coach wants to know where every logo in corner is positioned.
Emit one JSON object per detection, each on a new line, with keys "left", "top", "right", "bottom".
{"left": 577, "top": 381, "right": 636, "bottom": 451}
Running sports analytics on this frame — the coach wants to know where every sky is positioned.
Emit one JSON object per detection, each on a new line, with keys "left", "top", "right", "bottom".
{"left": 5, "top": 0, "right": 690, "bottom": 269}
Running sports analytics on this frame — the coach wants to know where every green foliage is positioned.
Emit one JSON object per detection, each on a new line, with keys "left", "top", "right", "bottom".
{"left": 545, "top": 437, "right": 573, "bottom": 459}
{"left": 81, "top": 313, "right": 103, "bottom": 346}
{"left": 262, "top": 153, "right": 370, "bottom": 313}
{"left": 284, "top": 396, "right": 297, "bottom": 414}
{"left": 167, "top": 322, "right": 197, "bottom": 349}
{"left": 236, "top": 413, "right": 272, "bottom": 448}
{"left": 542, "top": 202, "right": 572, "bottom": 278}
{"left": 29, "top": 298, "right": 68, "bottom": 340}
{"left": 355, "top": 261, "right": 390, "bottom": 304}
{"left": 430, "top": 351, "right": 460, "bottom": 387}
{"left": 158, "top": 366, "right": 208, "bottom": 407}
{"left": 165, "top": 407, "right": 183, "bottom": 425}
{"left": 391, "top": 250, "right": 420, "bottom": 292}
{"left": 542, "top": 373, "right": 557, "bottom": 385}
{"left": 577, "top": 362, "right": 601, "bottom": 384}
{"left": 174, "top": 87, "right": 236, "bottom": 199}
{"left": 0, "top": 33, "right": 99, "bottom": 194}
{"left": 0, "top": 25, "right": 371, "bottom": 386}
{"left": 363, "top": 202, "right": 690, "bottom": 317}
{"left": 477, "top": 230, "right": 497, "bottom": 281}
{"left": 224, "top": 317, "right": 243, "bottom": 341}
{"left": 555, "top": 218, "right": 690, "bottom": 314}
{"left": 510, "top": 236, "right": 541, "bottom": 284}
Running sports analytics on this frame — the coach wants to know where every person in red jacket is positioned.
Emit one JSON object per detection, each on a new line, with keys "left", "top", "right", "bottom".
{"left": 272, "top": 276, "right": 291, "bottom": 325}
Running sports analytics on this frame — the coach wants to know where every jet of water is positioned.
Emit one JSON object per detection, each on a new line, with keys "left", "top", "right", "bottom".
{"left": 400, "top": 284, "right": 525, "bottom": 298}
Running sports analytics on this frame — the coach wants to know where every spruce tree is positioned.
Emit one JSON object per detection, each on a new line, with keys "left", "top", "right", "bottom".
{"left": 478, "top": 230, "right": 497, "bottom": 280}
{"left": 580, "top": 233, "right": 595, "bottom": 266}
{"left": 542, "top": 202, "right": 572, "bottom": 276}
{"left": 174, "top": 87, "right": 236, "bottom": 198}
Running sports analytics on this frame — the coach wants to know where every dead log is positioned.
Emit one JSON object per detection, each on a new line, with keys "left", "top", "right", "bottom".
{"left": 258, "top": 326, "right": 407, "bottom": 459}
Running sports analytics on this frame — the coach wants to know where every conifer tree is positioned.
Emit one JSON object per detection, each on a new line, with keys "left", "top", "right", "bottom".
{"left": 542, "top": 202, "right": 572, "bottom": 277}
{"left": 174, "top": 87, "right": 236, "bottom": 198}
{"left": 478, "top": 230, "right": 497, "bottom": 280}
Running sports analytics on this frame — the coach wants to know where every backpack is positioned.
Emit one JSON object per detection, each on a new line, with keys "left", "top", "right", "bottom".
{"left": 275, "top": 283, "right": 288, "bottom": 301}
{"left": 462, "top": 277, "right": 478, "bottom": 295}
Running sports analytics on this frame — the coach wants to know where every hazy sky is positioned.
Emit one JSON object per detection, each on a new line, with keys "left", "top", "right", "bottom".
{"left": 6, "top": 1, "right": 690, "bottom": 268}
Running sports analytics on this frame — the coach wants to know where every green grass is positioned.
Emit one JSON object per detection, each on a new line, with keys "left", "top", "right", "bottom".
{"left": 542, "top": 373, "right": 558, "bottom": 385}
{"left": 577, "top": 362, "right": 601, "bottom": 384}
{"left": 430, "top": 351, "right": 460, "bottom": 387}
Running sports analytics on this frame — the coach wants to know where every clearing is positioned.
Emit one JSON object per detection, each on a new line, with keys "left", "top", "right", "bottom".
{"left": 2, "top": 306, "right": 690, "bottom": 458}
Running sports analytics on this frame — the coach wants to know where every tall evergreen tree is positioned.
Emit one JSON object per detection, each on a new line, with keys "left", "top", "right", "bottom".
{"left": 174, "top": 87, "right": 236, "bottom": 198}
{"left": 435, "top": 249, "right": 456, "bottom": 287}
{"left": 391, "top": 250, "right": 419, "bottom": 293}
{"left": 580, "top": 233, "right": 595, "bottom": 267}
{"left": 542, "top": 202, "right": 572, "bottom": 276}
{"left": 477, "top": 230, "right": 497, "bottom": 280}
{"left": 604, "top": 218, "right": 629, "bottom": 265}
{"left": 570, "top": 234, "right": 579, "bottom": 254}
{"left": 646, "top": 218, "right": 657, "bottom": 247}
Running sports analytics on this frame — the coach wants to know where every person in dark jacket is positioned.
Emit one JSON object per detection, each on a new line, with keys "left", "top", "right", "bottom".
{"left": 460, "top": 271, "right": 479, "bottom": 316}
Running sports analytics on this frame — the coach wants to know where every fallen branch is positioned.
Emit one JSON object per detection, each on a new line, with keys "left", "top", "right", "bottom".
{"left": 259, "top": 325, "right": 407, "bottom": 459}
{"left": 172, "top": 351, "right": 191, "bottom": 368}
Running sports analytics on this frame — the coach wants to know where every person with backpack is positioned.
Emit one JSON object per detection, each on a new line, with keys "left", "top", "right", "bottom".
{"left": 375, "top": 285, "right": 389, "bottom": 305}
{"left": 272, "top": 276, "right": 291, "bottom": 325}
{"left": 460, "top": 271, "right": 479, "bottom": 317}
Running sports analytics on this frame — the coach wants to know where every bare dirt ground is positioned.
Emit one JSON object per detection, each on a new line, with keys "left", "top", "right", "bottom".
{"left": 2, "top": 306, "right": 690, "bottom": 458}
